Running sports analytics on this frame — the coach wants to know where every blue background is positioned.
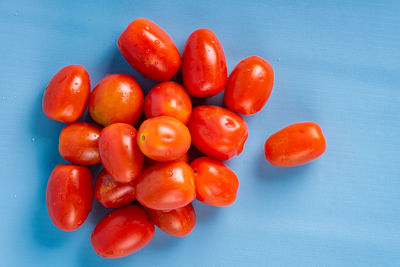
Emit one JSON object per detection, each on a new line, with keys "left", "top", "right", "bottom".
{"left": 1, "top": 0, "right": 399, "bottom": 266}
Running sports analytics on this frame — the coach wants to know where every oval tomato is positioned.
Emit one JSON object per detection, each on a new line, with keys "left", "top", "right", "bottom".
{"left": 264, "top": 122, "right": 326, "bottom": 167}
{"left": 42, "top": 65, "right": 90, "bottom": 123}
{"left": 188, "top": 105, "right": 248, "bottom": 161}
{"left": 137, "top": 116, "right": 191, "bottom": 162}
{"left": 88, "top": 74, "right": 143, "bottom": 126}
{"left": 224, "top": 56, "right": 274, "bottom": 115}
{"left": 46, "top": 164, "right": 93, "bottom": 231}
{"left": 144, "top": 81, "right": 192, "bottom": 124}
{"left": 148, "top": 203, "right": 196, "bottom": 237}
{"left": 99, "top": 123, "right": 144, "bottom": 183}
{"left": 118, "top": 18, "right": 181, "bottom": 81}
{"left": 182, "top": 29, "right": 227, "bottom": 97}
{"left": 91, "top": 205, "right": 155, "bottom": 258}
{"left": 58, "top": 122, "right": 102, "bottom": 165}
{"left": 135, "top": 161, "right": 196, "bottom": 210}
{"left": 94, "top": 169, "right": 136, "bottom": 209}
{"left": 191, "top": 157, "right": 239, "bottom": 206}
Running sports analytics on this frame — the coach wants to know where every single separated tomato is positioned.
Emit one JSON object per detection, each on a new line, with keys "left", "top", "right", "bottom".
{"left": 188, "top": 105, "right": 248, "bottom": 161}
{"left": 42, "top": 65, "right": 90, "bottom": 123}
{"left": 135, "top": 161, "right": 196, "bottom": 210}
{"left": 144, "top": 81, "right": 192, "bottom": 124}
{"left": 137, "top": 116, "right": 191, "bottom": 162}
{"left": 224, "top": 56, "right": 274, "bottom": 115}
{"left": 191, "top": 157, "right": 239, "bottom": 206}
{"left": 46, "top": 164, "right": 93, "bottom": 231}
{"left": 182, "top": 29, "right": 227, "bottom": 97}
{"left": 99, "top": 123, "right": 144, "bottom": 183}
{"left": 91, "top": 205, "right": 155, "bottom": 258}
{"left": 88, "top": 74, "right": 143, "bottom": 126}
{"left": 118, "top": 18, "right": 181, "bottom": 81}
{"left": 58, "top": 122, "right": 102, "bottom": 165}
{"left": 148, "top": 203, "right": 196, "bottom": 237}
{"left": 94, "top": 169, "right": 136, "bottom": 209}
{"left": 264, "top": 122, "right": 326, "bottom": 167}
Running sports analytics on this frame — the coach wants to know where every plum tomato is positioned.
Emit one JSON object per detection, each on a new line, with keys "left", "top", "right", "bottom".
{"left": 188, "top": 105, "right": 248, "bottom": 161}
{"left": 144, "top": 81, "right": 192, "bottom": 124}
{"left": 46, "top": 164, "right": 93, "bottom": 231}
{"left": 88, "top": 74, "right": 143, "bottom": 126}
{"left": 135, "top": 161, "right": 196, "bottom": 210}
{"left": 118, "top": 18, "right": 181, "bottom": 81}
{"left": 137, "top": 116, "right": 191, "bottom": 162}
{"left": 264, "top": 122, "right": 326, "bottom": 167}
{"left": 224, "top": 56, "right": 274, "bottom": 115}
{"left": 58, "top": 122, "right": 102, "bottom": 165}
{"left": 182, "top": 29, "right": 227, "bottom": 97}
{"left": 99, "top": 123, "right": 144, "bottom": 183}
{"left": 91, "top": 205, "right": 155, "bottom": 258}
{"left": 42, "top": 65, "right": 90, "bottom": 123}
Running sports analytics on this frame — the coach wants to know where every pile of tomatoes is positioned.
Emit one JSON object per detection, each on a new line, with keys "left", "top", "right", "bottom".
{"left": 43, "top": 18, "right": 326, "bottom": 259}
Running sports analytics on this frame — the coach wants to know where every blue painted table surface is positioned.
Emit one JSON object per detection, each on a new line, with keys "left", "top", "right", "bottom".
{"left": 0, "top": 0, "right": 399, "bottom": 266}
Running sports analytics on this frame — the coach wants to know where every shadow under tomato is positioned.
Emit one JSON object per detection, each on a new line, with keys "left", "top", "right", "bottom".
{"left": 192, "top": 200, "right": 220, "bottom": 224}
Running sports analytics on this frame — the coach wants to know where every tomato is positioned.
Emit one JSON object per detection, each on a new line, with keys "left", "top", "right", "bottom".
{"left": 135, "top": 161, "right": 196, "bottom": 210}
{"left": 46, "top": 164, "right": 93, "bottom": 231}
{"left": 94, "top": 169, "right": 136, "bottom": 209}
{"left": 188, "top": 105, "right": 248, "bottom": 161}
{"left": 148, "top": 203, "right": 196, "bottom": 237}
{"left": 144, "top": 153, "right": 189, "bottom": 168}
{"left": 182, "top": 29, "right": 227, "bottom": 97}
{"left": 144, "top": 81, "right": 192, "bottom": 124}
{"left": 91, "top": 205, "right": 154, "bottom": 258}
{"left": 58, "top": 122, "right": 102, "bottom": 165}
{"left": 137, "top": 116, "right": 191, "bottom": 162}
{"left": 224, "top": 56, "right": 274, "bottom": 115}
{"left": 191, "top": 157, "right": 239, "bottom": 206}
{"left": 264, "top": 122, "right": 326, "bottom": 167}
{"left": 99, "top": 123, "right": 144, "bottom": 183}
{"left": 118, "top": 18, "right": 181, "bottom": 81}
{"left": 42, "top": 65, "right": 90, "bottom": 123}
{"left": 88, "top": 74, "right": 143, "bottom": 127}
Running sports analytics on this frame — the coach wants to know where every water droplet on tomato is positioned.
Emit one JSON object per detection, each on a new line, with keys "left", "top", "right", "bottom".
{"left": 145, "top": 26, "right": 149, "bottom": 30}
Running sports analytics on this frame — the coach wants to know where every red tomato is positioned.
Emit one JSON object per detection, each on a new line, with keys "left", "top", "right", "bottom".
{"left": 148, "top": 203, "right": 196, "bottom": 237}
{"left": 137, "top": 116, "right": 191, "bottom": 162}
{"left": 144, "top": 81, "right": 192, "bottom": 124}
{"left": 46, "top": 164, "right": 93, "bottom": 231}
{"left": 91, "top": 205, "right": 155, "bottom": 258}
{"left": 264, "top": 122, "right": 326, "bottom": 167}
{"left": 182, "top": 29, "right": 227, "bottom": 97}
{"left": 58, "top": 122, "right": 102, "bottom": 165}
{"left": 42, "top": 65, "right": 90, "bottom": 123}
{"left": 118, "top": 18, "right": 181, "bottom": 81}
{"left": 88, "top": 74, "right": 143, "bottom": 126}
{"left": 191, "top": 157, "right": 239, "bottom": 206}
{"left": 135, "top": 161, "right": 196, "bottom": 210}
{"left": 144, "top": 153, "right": 189, "bottom": 168}
{"left": 94, "top": 169, "right": 136, "bottom": 209}
{"left": 99, "top": 123, "right": 144, "bottom": 183}
{"left": 188, "top": 105, "right": 248, "bottom": 161}
{"left": 224, "top": 56, "right": 274, "bottom": 115}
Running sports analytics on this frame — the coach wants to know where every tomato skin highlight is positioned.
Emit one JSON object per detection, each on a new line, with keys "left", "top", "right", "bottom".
{"left": 58, "top": 122, "right": 102, "bottom": 165}
{"left": 42, "top": 65, "right": 90, "bottom": 123}
{"left": 88, "top": 74, "right": 144, "bottom": 127}
{"left": 224, "top": 56, "right": 274, "bottom": 115}
{"left": 91, "top": 205, "right": 155, "bottom": 258}
{"left": 94, "top": 169, "right": 136, "bottom": 209}
{"left": 144, "top": 81, "right": 192, "bottom": 124}
{"left": 264, "top": 122, "right": 326, "bottom": 167}
{"left": 135, "top": 161, "right": 196, "bottom": 210}
{"left": 148, "top": 203, "right": 196, "bottom": 237}
{"left": 46, "top": 164, "right": 93, "bottom": 231}
{"left": 188, "top": 105, "right": 248, "bottom": 161}
{"left": 182, "top": 29, "right": 227, "bottom": 97}
{"left": 99, "top": 123, "right": 144, "bottom": 183}
{"left": 118, "top": 18, "right": 181, "bottom": 81}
